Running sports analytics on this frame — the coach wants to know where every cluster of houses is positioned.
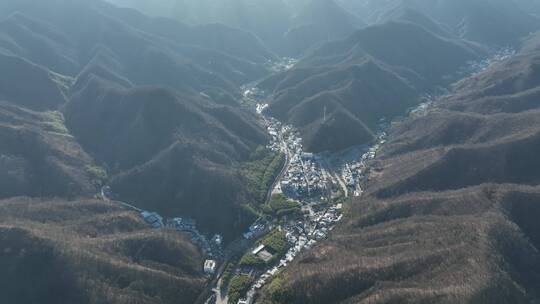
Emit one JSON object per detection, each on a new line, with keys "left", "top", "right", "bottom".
{"left": 340, "top": 131, "right": 387, "bottom": 197}
{"left": 139, "top": 211, "right": 223, "bottom": 261}
{"left": 281, "top": 152, "right": 326, "bottom": 199}
{"left": 266, "top": 57, "right": 297, "bottom": 73}
{"left": 243, "top": 219, "right": 268, "bottom": 240}
{"left": 165, "top": 217, "right": 217, "bottom": 255}
{"left": 167, "top": 217, "right": 196, "bottom": 230}
{"left": 242, "top": 86, "right": 266, "bottom": 109}
{"left": 244, "top": 202, "right": 344, "bottom": 298}
{"left": 232, "top": 113, "right": 349, "bottom": 297}
{"left": 227, "top": 84, "right": 391, "bottom": 304}
{"left": 265, "top": 117, "right": 327, "bottom": 200}
{"left": 203, "top": 236, "right": 224, "bottom": 275}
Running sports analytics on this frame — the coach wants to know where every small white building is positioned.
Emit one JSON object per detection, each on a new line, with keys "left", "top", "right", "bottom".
{"left": 252, "top": 244, "right": 265, "bottom": 255}
{"left": 204, "top": 260, "right": 216, "bottom": 274}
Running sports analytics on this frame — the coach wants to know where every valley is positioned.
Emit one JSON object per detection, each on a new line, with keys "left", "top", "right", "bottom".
{"left": 2, "top": 0, "right": 540, "bottom": 304}
{"left": 256, "top": 39, "right": 540, "bottom": 304}
{"left": 94, "top": 71, "right": 389, "bottom": 304}
{"left": 208, "top": 85, "right": 387, "bottom": 304}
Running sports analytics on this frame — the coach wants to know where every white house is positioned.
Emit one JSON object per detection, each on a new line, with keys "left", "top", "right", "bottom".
{"left": 252, "top": 244, "right": 265, "bottom": 255}
{"left": 204, "top": 260, "right": 216, "bottom": 274}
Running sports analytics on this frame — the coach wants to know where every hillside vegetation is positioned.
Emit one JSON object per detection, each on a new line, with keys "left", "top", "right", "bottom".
{"left": 260, "top": 19, "right": 487, "bottom": 152}
{"left": 0, "top": 101, "right": 95, "bottom": 198}
{"left": 3, "top": 1, "right": 540, "bottom": 303}
{"left": 0, "top": 0, "right": 277, "bottom": 239}
{"left": 259, "top": 30, "right": 540, "bottom": 304}
{"left": 0, "top": 197, "right": 205, "bottom": 304}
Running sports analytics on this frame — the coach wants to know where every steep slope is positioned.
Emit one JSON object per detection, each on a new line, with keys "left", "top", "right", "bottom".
{"left": 204, "top": 0, "right": 293, "bottom": 54}
{"left": 0, "top": 101, "right": 96, "bottom": 198}
{"left": 106, "top": 0, "right": 291, "bottom": 52}
{"left": 0, "top": 197, "right": 205, "bottom": 304}
{"left": 260, "top": 185, "right": 540, "bottom": 304}
{"left": 65, "top": 78, "right": 268, "bottom": 237}
{"left": 338, "top": 0, "right": 540, "bottom": 47}
{"left": 260, "top": 21, "right": 483, "bottom": 152}
{"left": 262, "top": 60, "right": 418, "bottom": 152}
{"left": 0, "top": 0, "right": 274, "bottom": 93}
{"left": 283, "top": 0, "right": 366, "bottom": 56}
{"left": 383, "top": 109, "right": 540, "bottom": 156}
{"left": 371, "top": 7, "right": 455, "bottom": 39}
{"left": 368, "top": 50, "right": 540, "bottom": 199}
{"left": 0, "top": 0, "right": 275, "bottom": 238}
{"left": 442, "top": 51, "right": 540, "bottom": 114}
{"left": 259, "top": 36, "right": 540, "bottom": 304}
{"left": 297, "top": 21, "right": 483, "bottom": 85}
{"left": 0, "top": 52, "right": 70, "bottom": 111}
{"left": 106, "top": 0, "right": 364, "bottom": 56}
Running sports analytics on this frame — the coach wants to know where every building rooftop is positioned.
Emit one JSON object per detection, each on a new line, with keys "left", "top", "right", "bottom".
{"left": 252, "top": 244, "right": 266, "bottom": 255}
{"left": 204, "top": 260, "right": 216, "bottom": 274}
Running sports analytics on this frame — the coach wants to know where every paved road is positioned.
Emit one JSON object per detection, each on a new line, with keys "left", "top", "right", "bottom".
{"left": 101, "top": 186, "right": 142, "bottom": 212}
{"left": 261, "top": 120, "right": 293, "bottom": 206}
{"left": 212, "top": 279, "right": 228, "bottom": 304}
{"left": 196, "top": 236, "right": 257, "bottom": 304}
{"left": 264, "top": 152, "right": 288, "bottom": 205}
{"left": 199, "top": 121, "right": 293, "bottom": 303}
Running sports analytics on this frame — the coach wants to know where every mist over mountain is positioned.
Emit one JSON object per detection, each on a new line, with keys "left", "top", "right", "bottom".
{"left": 105, "top": 0, "right": 367, "bottom": 56}
{"left": 0, "top": 0, "right": 276, "bottom": 241}
{"left": 2, "top": 0, "right": 540, "bottom": 303}
{"left": 260, "top": 18, "right": 487, "bottom": 152}
{"left": 338, "top": 0, "right": 540, "bottom": 46}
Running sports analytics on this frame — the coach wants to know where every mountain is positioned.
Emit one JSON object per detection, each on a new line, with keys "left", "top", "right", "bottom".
{"left": 260, "top": 20, "right": 484, "bottom": 152}
{"left": 0, "top": 0, "right": 275, "bottom": 89}
{"left": 259, "top": 34, "right": 540, "bottom": 304}
{"left": 259, "top": 184, "right": 540, "bottom": 303}
{"left": 0, "top": 52, "right": 70, "bottom": 111}
{"left": 4, "top": 0, "right": 540, "bottom": 302}
{"left": 0, "top": 100, "right": 96, "bottom": 198}
{"left": 298, "top": 21, "right": 484, "bottom": 84}
{"left": 260, "top": 60, "right": 418, "bottom": 152}
{"left": 338, "top": 0, "right": 540, "bottom": 47}
{"left": 0, "top": 0, "right": 274, "bottom": 237}
{"left": 441, "top": 51, "right": 540, "bottom": 115}
{"left": 105, "top": 0, "right": 292, "bottom": 52}
{"left": 65, "top": 80, "right": 268, "bottom": 237}
{"left": 106, "top": 0, "right": 366, "bottom": 56}
{"left": 0, "top": 0, "right": 283, "bottom": 301}
{"left": 283, "top": 0, "right": 366, "bottom": 55}
{"left": 203, "top": 0, "right": 293, "bottom": 55}
{"left": 0, "top": 197, "right": 205, "bottom": 304}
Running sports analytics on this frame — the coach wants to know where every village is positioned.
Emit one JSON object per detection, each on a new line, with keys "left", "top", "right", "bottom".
{"left": 220, "top": 101, "right": 388, "bottom": 304}
{"left": 141, "top": 212, "right": 224, "bottom": 260}
{"left": 266, "top": 117, "right": 327, "bottom": 200}
{"left": 101, "top": 186, "right": 224, "bottom": 262}
{"left": 102, "top": 93, "right": 389, "bottom": 304}
{"left": 101, "top": 87, "right": 388, "bottom": 304}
